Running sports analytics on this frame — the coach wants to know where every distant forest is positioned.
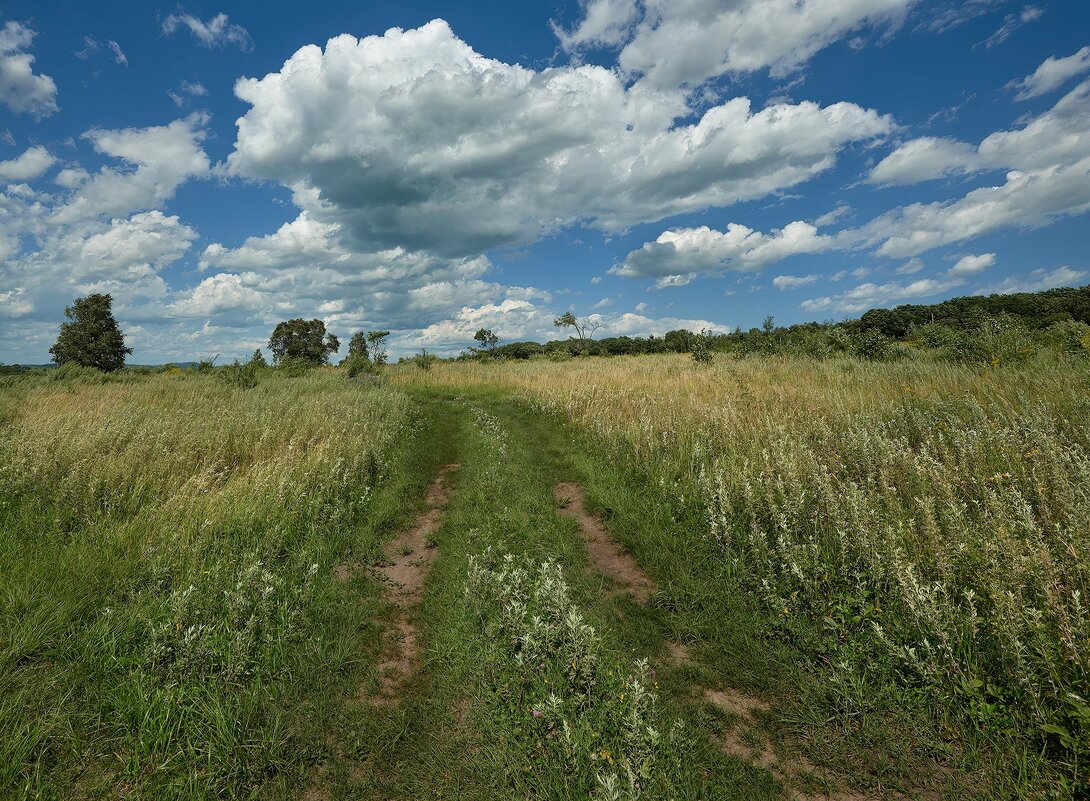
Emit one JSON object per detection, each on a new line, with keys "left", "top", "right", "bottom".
{"left": 474, "top": 284, "right": 1090, "bottom": 360}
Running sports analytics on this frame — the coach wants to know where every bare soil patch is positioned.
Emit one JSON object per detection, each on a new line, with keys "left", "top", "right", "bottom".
{"left": 554, "top": 482, "right": 656, "bottom": 602}
{"left": 371, "top": 463, "right": 459, "bottom": 704}
{"left": 705, "top": 687, "right": 885, "bottom": 801}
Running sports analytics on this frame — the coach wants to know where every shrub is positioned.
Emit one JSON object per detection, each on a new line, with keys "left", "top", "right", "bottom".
{"left": 853, "top": 329, "right": 896, "bottom": 361}
{"left": 1045, "top": 320, "right": 1090, "bottom": 357}
{"left": 413, "top": 349, "right": 438, "bottom": 371}
{"left": 955, "top": 314, "right": 1034, "bottom": 366}
{"left": 218, "top": 359, "right": 259, "bottom": 390}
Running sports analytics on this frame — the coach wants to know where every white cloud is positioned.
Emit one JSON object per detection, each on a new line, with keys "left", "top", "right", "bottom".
{"left": 801, "top": 276, "right": 965, "bottom": 314}
{"left": 978, "top": 266, "right": 1087, "bottom": 295}
{"left": 896, "top": 257, "right": 925, "bottom": 274}
{"left": 226, "top": 20, "right": 892, "bottom": 259}
{"left": 0, "top": 22, "right": 58, "bottom": 118}
{"left": 168, "top": 80, "right": 208, "bottom": 106}
{"left": 948, "top": 252, "right": 995, "bottom": 275}
{"left": 814, "top": 203, "right": 852, "bottom": 226}
{"left": 772, "top": 274, "right": 820, "bottom": 290}
{"left": 981, "top": 5, "right": 1044, "bottom": 49}
{"left": 614, "top": 221, "right": 834, "bottom": 280}
{"left": 162, "top": 12, "right": 253, "bottom": 51}
{"left": 591, "top": 297, "right": 613, "bottom": 308}
{"left": 554, "top": 0, "right": 639, "bottom": 50}
{"left": 870, "top": 80, "right": 1090, "bottom": 186}
{"left": 0, "top": 145, "right": 55, "bottom": 181}
{"left": 1010, "top": 47, "right": 1090, "bottom": 101}
{"left": 107, "top": 40, "right": 128, "bottom": 66}
{"left": 54, "top": 113, "right": 210, "bottom": 223}
{"left": 598, "top": 0, "right": 915, "bottom": 89}
{"left": 867, "top": 136, "right": 979, "bottom": 185}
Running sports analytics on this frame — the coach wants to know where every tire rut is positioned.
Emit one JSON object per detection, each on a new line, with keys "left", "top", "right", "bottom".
{"left": 371, "top": 463, "right": 459, "bottom": 704}
{"left": 553, "top": 480, "right": 892, "bottom": 801}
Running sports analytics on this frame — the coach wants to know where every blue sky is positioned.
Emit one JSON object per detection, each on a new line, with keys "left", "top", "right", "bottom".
{"left": 0, "top": 0, "right": 1088, "bottom": 362}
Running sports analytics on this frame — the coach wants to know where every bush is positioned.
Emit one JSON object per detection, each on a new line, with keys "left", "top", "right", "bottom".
{"left": 1045, "top": 320, "right": 1090, "bottom": 357}
{"left": 343, "top": 352, "right": 376, "bottom": 379}
{"left": 955, "top": 314, "right": 1034, "bottom": 366}
{"left": 276, "top": 356, "right": 311, "bottom": 377}
{"left": 853, "top": 329, "right": 896, "bottom": 361}
{"left": 910, "top": 322, "right": 960, "bottom": 350}
{"left": 413, "top": 349, "right": 438, "bottom": 371}
{"left": 218, "top": 359, "right": 259, "bottom": 390}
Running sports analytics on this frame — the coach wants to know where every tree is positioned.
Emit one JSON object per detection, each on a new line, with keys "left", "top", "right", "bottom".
{"left": 49, "top": 293, "right": 132, "bottom": 371}
{"left": 553, "top": 311, "right": 602, "bottom": 355}
{"left": 347, "top": 331, "right": 369, "bottom": 360}
{"left": 473, "top": 328, "right": 499, "bottom": 350}
{"left": 268, "top": 319, "right": 340, "bottom": 365}
{"left": 248, "top": 349, "right": 268, "bottom": 368}
{"left": 366, "top": 330, "right": 391, "bottom": 365}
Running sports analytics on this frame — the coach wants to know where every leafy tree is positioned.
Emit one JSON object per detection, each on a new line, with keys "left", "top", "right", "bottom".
{"left": 347, "top": 331, "right": 369, "bottom": 360}
{"left": 473, "top": 328, "right": 499, "bottom": 350}
{"left": 49, "top": 293, "right": 133, "bottom": 372}
{"left": 366, "top": 330, "right": 391, "bottom": 365}
{"left": 413, "top": 349, "right": 438, "bottom": 370}
{"left": 553, "top": 311, "right": 601, "bottom": 355}
{"left": 268, "top": 319, "right": 340, "bottom": 365}
{"left": 248, "top": 349, "right": 268, "bottom": 368}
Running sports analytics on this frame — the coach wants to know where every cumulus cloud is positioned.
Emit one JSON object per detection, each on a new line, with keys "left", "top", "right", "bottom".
{"left": 54, "top": 113, "right": 210, "bottom": 223}
{"left": 801, "top": 276, "right": 965, "bottom": 314}
{"left": 564, "top": 0, "right": 915, "bottom": 88}
{"left": 0, "top": 22, "right": 59, "bottom": 118}
{"left": 1010, "top": 47, "right": 1090, "bottom": 101}
{"left": 409, "top": 298, "right": 724, "bottom": 354}
{"left": 614, "top": 221, "right": 834, "bottom": 281}
{"left": 554, "top": 0, "right": 639, "bottom": 50}
{"left": 162, "top": 12, "right": 253, "bottom": 51}
{"left": 0, "top": 145, "right": 55, "bottom": 181}
{"left": 225, "top": 20, "right": 892, "bottom": 260}
{"left": 948, "top": 252, "right": 995, "bottom": 275}
{"left": 867, "top": 136, "right": 979, "bottom": 185}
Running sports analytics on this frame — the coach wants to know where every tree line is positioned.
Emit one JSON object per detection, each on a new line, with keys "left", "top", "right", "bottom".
{"left": 31, "top": 284, "right": 1090, "bottom": 374}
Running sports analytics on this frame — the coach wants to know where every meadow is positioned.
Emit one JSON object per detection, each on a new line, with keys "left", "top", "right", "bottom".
{"left": 1, "top": 353, "right": 1087, "bottom": 799}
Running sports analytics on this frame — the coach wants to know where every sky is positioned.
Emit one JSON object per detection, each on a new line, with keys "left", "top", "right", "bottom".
{"left": 0, "top": 0, "right": 1088, "bottom": 363}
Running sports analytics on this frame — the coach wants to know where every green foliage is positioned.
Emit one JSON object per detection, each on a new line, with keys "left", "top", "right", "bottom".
{"left": 248, "top": 349, "right": 268, "bottom": 368}
{"left": 347, "top": 331, "right": 369, "bottom": 361}
{"left": 197, "top": 354, "right": 218, "bottom": 372}
{"left": 909, "top": 322, "right": 960, "bottom": 349}
{"left": 852, "top": 329, "right": 897, "bottom": 361}
{"left": 268, "top": 318, "right": 340, "bottom": 365}
{"left": 366, "top": 330, "right": 391, "bottom": 365}
{"left": 218, "top": 358, "right": 259, "bottom": 389}
{"left": 690, "top": 329, "right": 714, "bottom": 364}
{"left": 955, "top": 314, "right": 1034, "bottom": 366}
{"left": 473, "top": 328, "right": 499, "bottom": 349}
{"left": 413, "top": 349, "right": 438, "bottom": 371}
{"left": 1045, "top": 320, "right": 1090, "bottom": 357}
{"left": 276, "top": 355, "right": 311, "bottom": 377}
{"left": 343, "top": 352, "right": 376, "bottom": 379}
{"left": 49, "top": 293, "right": 133, "bottom": 372}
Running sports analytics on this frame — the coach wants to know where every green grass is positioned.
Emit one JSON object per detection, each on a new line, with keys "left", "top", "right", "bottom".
{"left": 2, "top": 360, "right": 1086, "bottom": 799}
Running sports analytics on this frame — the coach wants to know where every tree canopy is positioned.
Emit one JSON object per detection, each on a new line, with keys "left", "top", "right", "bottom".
{"left": 49, "top": 293, "right": 132, "bottom": 371}
{"left": 268, "top": 319, "right": 340, "bottom": 365}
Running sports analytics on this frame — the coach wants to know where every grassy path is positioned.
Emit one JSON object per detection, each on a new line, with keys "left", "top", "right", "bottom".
{"left": 307, "top": 386, "right": 804, "bottom": 800}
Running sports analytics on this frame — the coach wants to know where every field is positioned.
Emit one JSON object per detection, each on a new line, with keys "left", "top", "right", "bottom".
{"left": 1, "top": 355, "right": 1087, "bottom": 799}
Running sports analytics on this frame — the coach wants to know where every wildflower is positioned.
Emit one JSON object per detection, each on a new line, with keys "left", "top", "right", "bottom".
{"left": 532, "top": 709, "right": 542, "bottom": 718}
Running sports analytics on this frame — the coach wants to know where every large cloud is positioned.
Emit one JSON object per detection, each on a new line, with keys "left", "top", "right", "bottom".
{"left": 225, "top": 20, "right": 892, "bottom": 259}
{"left": 559, "top": 0, "right": 914, "bottom": 88}
{"left": 0, "top": 22, "right": 58, "bottom": 118}
{"left": 613, "top": 221, "right": 833, "bottom": 284}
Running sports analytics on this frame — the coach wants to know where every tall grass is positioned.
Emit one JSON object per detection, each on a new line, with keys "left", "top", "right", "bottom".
{"left": 0, "top": 369, "right": 412, "bottom": 799}
{"left": 398, "top": 354, "right": 1090, "bottom": 792}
